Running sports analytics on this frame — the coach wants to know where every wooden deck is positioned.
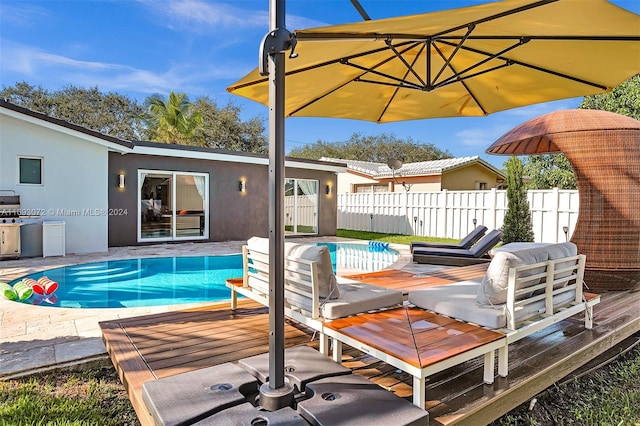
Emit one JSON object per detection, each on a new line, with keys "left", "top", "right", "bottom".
{"left": 100, "top": 265, "right": 640, "bottom": 425}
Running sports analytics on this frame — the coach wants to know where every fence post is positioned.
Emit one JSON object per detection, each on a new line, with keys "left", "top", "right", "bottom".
{"left": 552, "top": 187, "right": 560, "bottom": 243}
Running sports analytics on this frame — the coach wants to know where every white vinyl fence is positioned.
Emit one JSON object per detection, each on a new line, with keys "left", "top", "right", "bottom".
{"left": 337, "top": 188, "right": 580, "bottom": 244}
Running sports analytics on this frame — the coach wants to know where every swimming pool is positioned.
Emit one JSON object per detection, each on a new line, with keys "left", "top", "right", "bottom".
{"left": 11, "top": 242, "right": 399, "bottom": 308}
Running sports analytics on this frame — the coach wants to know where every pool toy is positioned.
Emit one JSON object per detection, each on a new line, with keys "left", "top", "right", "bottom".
{"left": 12, "top": 281, "right": 33, "bottom": 300}
{"left": 368, "top": 241, "right": 390, "bottom": 251}
{"left": 36, "top": 277, "right": 59, "bottom": 295}
{"left": 22, "top": 278, "right": 43, "bottom": 295}
{"left": 1, "top": 282, "right": 18, "bottom": 301}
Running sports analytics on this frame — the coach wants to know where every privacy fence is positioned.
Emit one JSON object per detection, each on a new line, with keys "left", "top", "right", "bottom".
{"left": 337, "top": 188, "right": 580, "bottom": 244}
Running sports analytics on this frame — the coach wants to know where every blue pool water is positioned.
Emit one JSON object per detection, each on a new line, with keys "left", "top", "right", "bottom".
{"left": 12, "top": 242, "right": 399, "bottom": 309}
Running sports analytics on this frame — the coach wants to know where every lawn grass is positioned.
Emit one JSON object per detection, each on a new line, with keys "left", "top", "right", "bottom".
{"left": 493, "top": 340, "right": 640, "bottom": 425}
{"left": 0, "top": 366, "right": 140, "bottom": 426}
{"left": 336, "top": 228, "right": 455, "bottom": 245}
{"left": 2, "top": 343, "right": 637, "bottom": 425}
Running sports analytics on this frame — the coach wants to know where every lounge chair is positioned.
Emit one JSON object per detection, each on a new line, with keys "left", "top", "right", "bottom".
{"left": 412, "top": 229, "right": 502, "bottom": 265}
{"left": 410, "top": 225, "right": 488, "bottom": 252}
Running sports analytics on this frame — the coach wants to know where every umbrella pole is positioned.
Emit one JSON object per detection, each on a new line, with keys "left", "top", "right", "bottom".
{"left": 259, "top": 0, "right": 294, "bottom": 411}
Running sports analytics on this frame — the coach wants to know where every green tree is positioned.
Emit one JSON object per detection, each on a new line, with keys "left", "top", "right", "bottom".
{"left": 580, "top": 73, "right": 640, "bottom": 119}
{"left": 142, "top": 92, "right": 204, "bottom": 144}
{"left": 502, "top": 156, "right": 535, "bottom": 244}
{"left": 523, "top": 154, "right": 577, "bottom": 190}
{"left": 288, "top": 133, "right": 452, "bottom": 162}
{"left": 193, "top": 97, "right": 267, "bottom": 153}
{"left": 0, "top": 82, "right": 144, "bottom": 140}
{"left": 522, "top": 74, "right": 640, "bottom": 190}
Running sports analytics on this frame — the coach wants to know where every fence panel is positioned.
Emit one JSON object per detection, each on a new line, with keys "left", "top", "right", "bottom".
{"left": 337, "top": 189, "right": 579, "bottom": 243}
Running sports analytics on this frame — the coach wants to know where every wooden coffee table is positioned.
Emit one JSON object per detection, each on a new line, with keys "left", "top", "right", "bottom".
{"left": 323, "top": 306, "right": 506, "bottom": 408}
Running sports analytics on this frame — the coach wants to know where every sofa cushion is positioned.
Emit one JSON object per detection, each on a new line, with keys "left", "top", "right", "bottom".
{"left": 321, "top": 281, "right": 402, "bottom": 320}
{"left": 476, "top": 246, "right": 550, "bottom": 306}
{"left": 247, "top": 237, "right": 339, "bottom": 299}
{"left": 409, "top": 280, "right": 577, "bottom": 330}
{"left": 546, "top": 242, "right": 578, "bottom": 288}
{"left": 409, "top": 280, "right": 507, "bottom": 329}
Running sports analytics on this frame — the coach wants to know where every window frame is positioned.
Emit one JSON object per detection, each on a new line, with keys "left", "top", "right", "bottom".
{"left": 17, "top": 156, "right": 44, "bottom": 186}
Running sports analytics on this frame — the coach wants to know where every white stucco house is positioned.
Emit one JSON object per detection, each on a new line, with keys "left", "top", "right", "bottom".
{"left": 0, "top": 100, "right": 345, "bottom": 257}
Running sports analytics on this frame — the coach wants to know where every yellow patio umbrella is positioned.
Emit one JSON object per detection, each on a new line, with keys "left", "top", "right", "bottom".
{"left": 226, "top": 0, "right": 640, "bottom": 409}
{"left": 228, "top": 0, "right": 640, "bottom": 122}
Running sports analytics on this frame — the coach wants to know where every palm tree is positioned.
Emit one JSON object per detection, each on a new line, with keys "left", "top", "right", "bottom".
{"left": 143, "top": 92, "right": 204, "bottom": 144}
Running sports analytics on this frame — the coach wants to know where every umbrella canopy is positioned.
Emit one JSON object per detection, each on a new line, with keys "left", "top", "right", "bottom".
{"left": 228, "top": 0, "right": 640, "bottom": 122}
{"left": 487, "top": 109, "right": 640, "bottom": 290}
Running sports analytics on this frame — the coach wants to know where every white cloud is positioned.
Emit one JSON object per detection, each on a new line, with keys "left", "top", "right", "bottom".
{"left": 455, "top": 124, "right": 513, "bottom": 148}
{"left": 0, "top": 40, "right": 243, "bottom": 97}
{"left": 0, "top": 3, "right": 50, "bottom": 27}
{"left": 138, "top": 0, "right": 326, "bottom": 33}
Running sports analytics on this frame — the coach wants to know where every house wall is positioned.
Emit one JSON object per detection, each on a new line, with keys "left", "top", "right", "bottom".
{"left": 440, "top": 164, "right": 502, "bottom": 190}
{"left": 108, "top": 153, "right": 337, "bottom": 246}
{"left": 391, "top": 176, "right": 441, "bottom": 192}
{"left": 0, "top": 113, "right": 109, "bottom": 254}
{"left": 337, "top": 172, "right": 380, "bottom": 193}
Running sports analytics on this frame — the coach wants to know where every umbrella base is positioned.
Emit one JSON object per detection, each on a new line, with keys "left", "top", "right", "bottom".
{"left": 259, "top": 381, "right": 295, "bottom": 411}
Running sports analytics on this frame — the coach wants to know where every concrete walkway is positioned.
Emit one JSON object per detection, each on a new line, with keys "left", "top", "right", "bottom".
{"left": 0, "top": 238, "right": 438, "bottom": 379}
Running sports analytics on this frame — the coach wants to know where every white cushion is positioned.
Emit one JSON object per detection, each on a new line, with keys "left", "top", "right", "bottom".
{"left": 321, "top": 282, "right": 402, "bottom": 320}
{"left": 247, "top": 237, "right": 340, "bottom": 299}
{"left": 476, "top": 246, "right": 549, "bottom": 306}
{"left": 546, "top": 242, "right": 578, "bottom": 288}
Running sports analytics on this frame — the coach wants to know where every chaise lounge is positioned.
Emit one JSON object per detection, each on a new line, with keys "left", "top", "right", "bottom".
{"left": 412, "top": 229, "right": 503, "bottom": 266}
{"left": 410, "top": 225, "right": 488, "bottom": 252}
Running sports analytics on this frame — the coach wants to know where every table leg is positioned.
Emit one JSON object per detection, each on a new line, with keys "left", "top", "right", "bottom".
{"left": 413, "top": 375, "right": 426, "bottom": 408}
{"left": 483, "top": 350, "right": 495, "bottom": 384}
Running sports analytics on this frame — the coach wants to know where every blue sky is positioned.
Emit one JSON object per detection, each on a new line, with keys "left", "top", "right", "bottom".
{"left": 1, "top": 0, "right": 638, "bottom": 169}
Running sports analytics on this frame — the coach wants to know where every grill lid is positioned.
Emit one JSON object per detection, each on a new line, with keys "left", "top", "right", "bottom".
{"left": 0, "top": 191, "right": 20, "bottom": 217}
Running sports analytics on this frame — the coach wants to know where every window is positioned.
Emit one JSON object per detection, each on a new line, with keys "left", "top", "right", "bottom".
{"left": 138, "top": 170, "right": 209, "bottom": 241}
{"left": 19, "top": 157, "right": 42, "bottom": 184}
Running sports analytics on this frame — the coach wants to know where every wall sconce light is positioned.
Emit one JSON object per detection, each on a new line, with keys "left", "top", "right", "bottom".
{"left": 326, "top": 184, "right": 332, "bottom": 195}
{"left": 239, "top": 180, "right": 246, "bottom": 192}
{"left": 118, "top": 174, "right": 125, "bottom": 188}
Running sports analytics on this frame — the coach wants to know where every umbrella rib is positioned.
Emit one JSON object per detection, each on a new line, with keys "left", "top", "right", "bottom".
{"left": 288, "top": 42, "right": 424, "bottom": 116}
{"left": 227, "top": 41, "right": 418, "bottom": 92}
{"left": 385, "top": 40, "right": 426, "bottom": 87}
{"left": 433, "top": 38, "right": 526, "bottom": 88}
{"left": 440, "top": 40, "right": 610, "bottom": 90}
{"left": 377, "top": 43, "right": 427, "bottom": 122}
{"left": 431, "top": 24, "right": 475, "bottom": 87}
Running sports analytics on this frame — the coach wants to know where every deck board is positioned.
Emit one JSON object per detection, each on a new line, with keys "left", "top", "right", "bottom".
{"left": 100, "top": 265, "right": 640, "bottom": 426}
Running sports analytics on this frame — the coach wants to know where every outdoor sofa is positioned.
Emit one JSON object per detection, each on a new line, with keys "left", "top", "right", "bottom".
{"left": 410, "top": 225, "right": 488, "bottom": 251}
{"left": 407, "top": 242, "right": 601, "bottom": 376}
{"left": 412, "top": 229, "right": 503, "bottom": 266}
{"left": 227, "top": 237, "right": 506, "bottom": 408}
{"left": 227, "top": 236, "right": 404, "bottom": 355}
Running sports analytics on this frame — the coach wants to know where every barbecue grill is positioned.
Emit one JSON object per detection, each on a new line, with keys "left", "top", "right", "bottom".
{"left": 0, "top": 190, "right": 25, "bottom": 259}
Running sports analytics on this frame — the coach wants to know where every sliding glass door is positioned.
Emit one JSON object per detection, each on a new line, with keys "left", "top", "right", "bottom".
{"left": 284, "top": 178, "right": 318, "bottom": 235}
{"left": 139, "top": 170, "right": 208, "bottom": 241}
